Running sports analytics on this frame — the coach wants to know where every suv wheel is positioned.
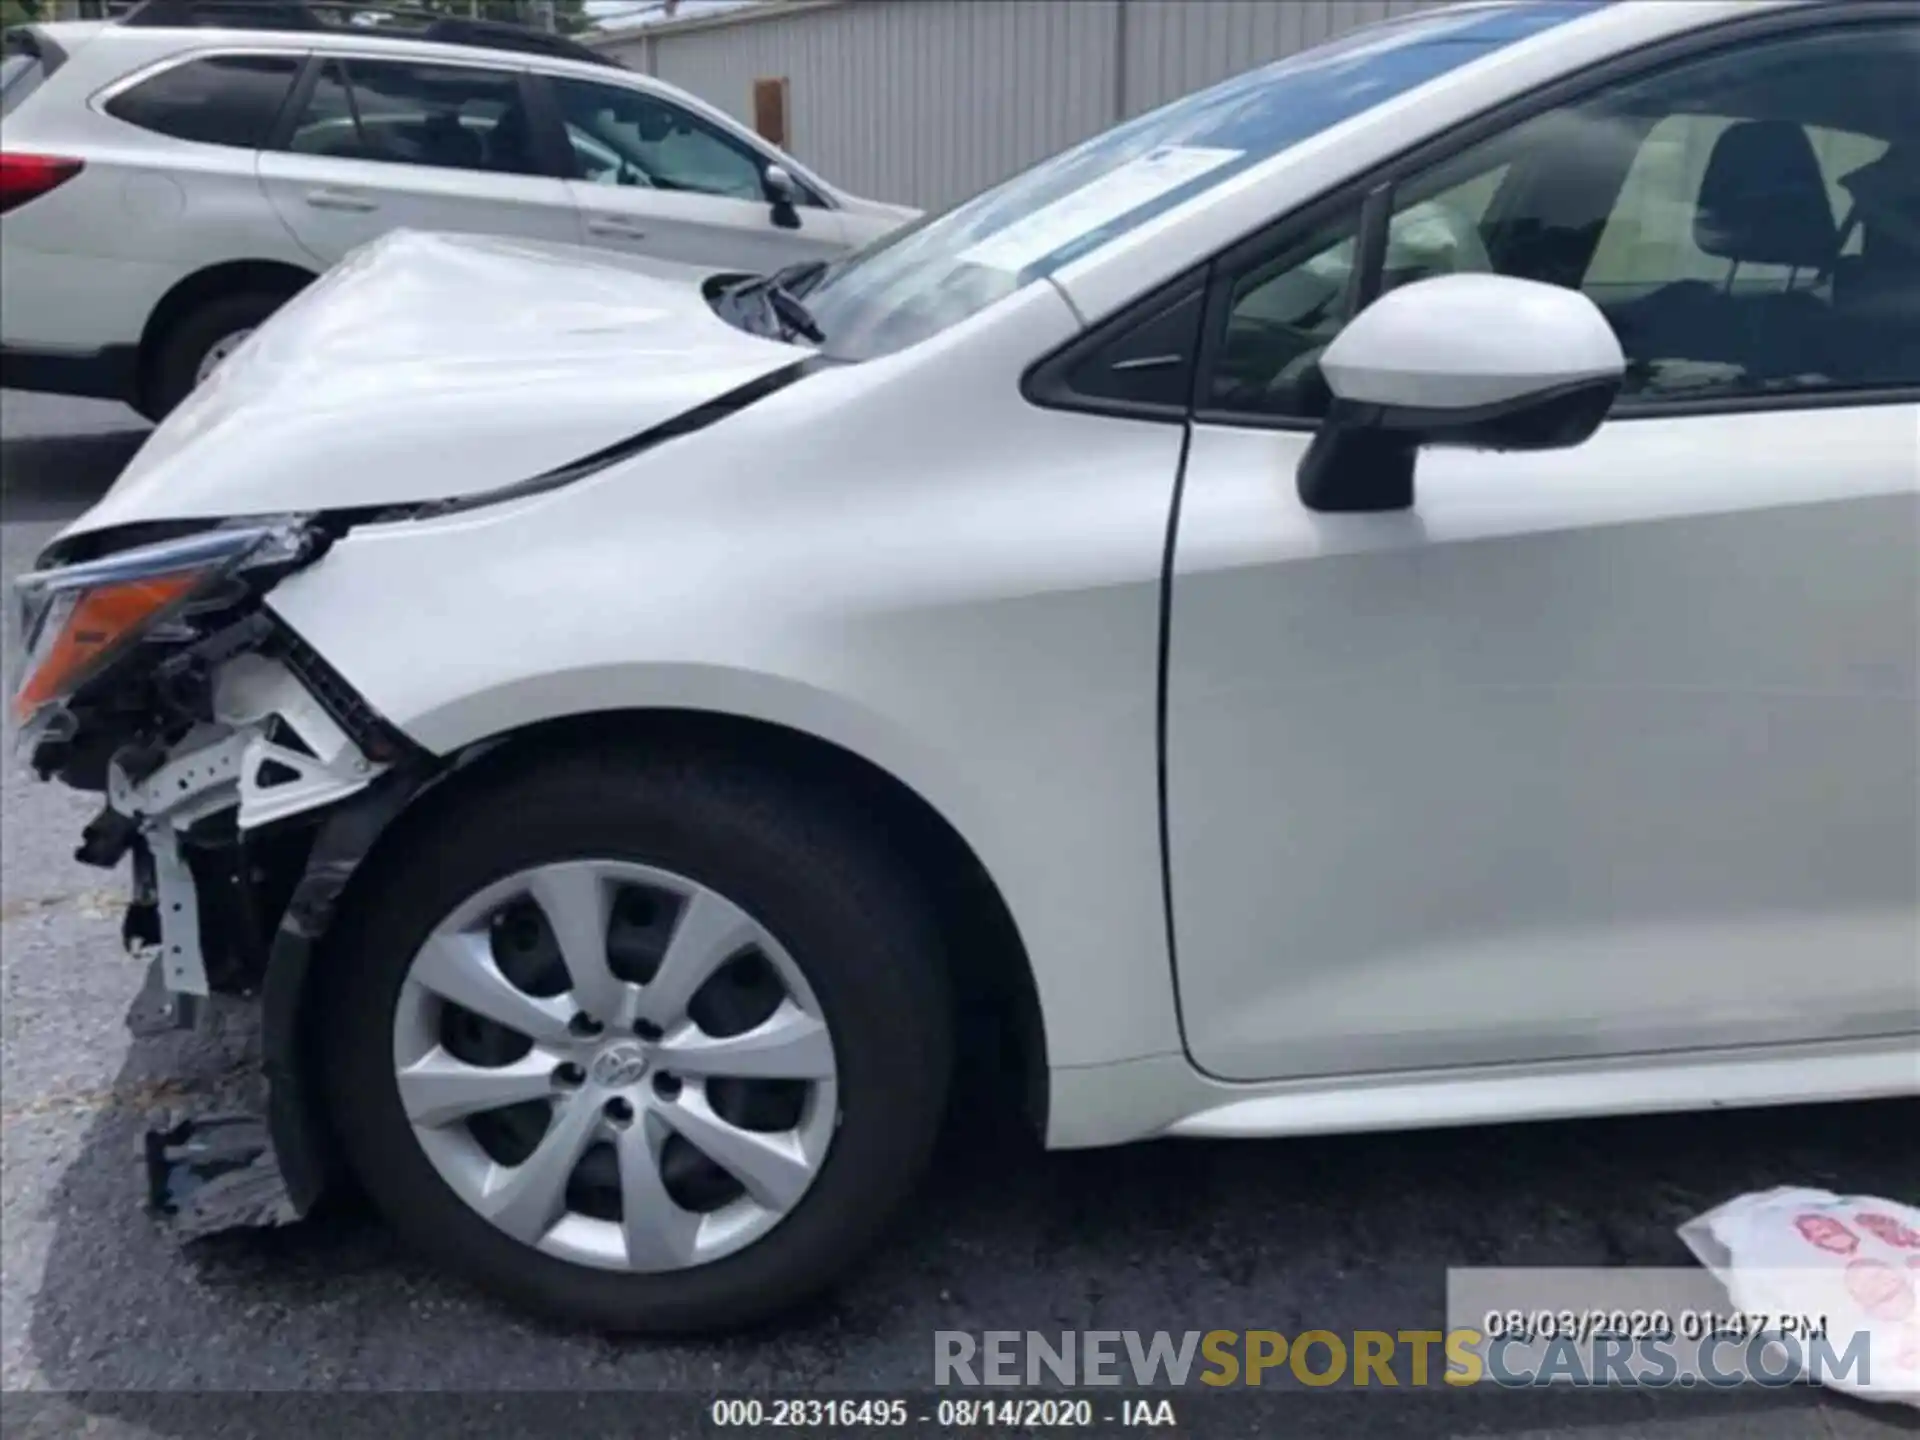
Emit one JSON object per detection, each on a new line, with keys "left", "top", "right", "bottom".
{"left": 317, "top": 748, "right": 954, "bottom": 1332}
{"left": 144, "top": 290, "right": 290, "bottom": 420}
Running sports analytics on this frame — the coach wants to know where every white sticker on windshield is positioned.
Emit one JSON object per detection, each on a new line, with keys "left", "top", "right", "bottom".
{"left": 957, "top": 145, "right": 1242, "bottom": 274}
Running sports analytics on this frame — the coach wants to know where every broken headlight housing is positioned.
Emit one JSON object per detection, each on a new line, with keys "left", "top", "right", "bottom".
{"left": 10, "top": 524, "right": 311, "bottom": 756}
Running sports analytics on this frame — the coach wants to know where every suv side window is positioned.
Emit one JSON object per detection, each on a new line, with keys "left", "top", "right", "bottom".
{"left": 1202, "top": 19, "right": 1919, "bottom": 422}
{"left": 103, "top": 53, "right": 301, "bottom": 148}
{"left": 283, "top": 59, "right": 541, "bottom": 177}
{"left": 550, "top": 76, "right": 789, "bottom": 204}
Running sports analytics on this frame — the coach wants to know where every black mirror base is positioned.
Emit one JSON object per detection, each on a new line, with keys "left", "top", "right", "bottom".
{"left": 1298, "top": 376, "right": 1621, "bottom": 513}
{"left": 1298, "top": 427, "right": 1415, "bottom": 513}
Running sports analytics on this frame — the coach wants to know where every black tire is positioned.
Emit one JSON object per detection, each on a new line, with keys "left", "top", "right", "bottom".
{"left": 316, "top": 745, "right": 954, "bottom": 1333}
{"left": 143, "top": 289, "right": 291, "bottom": 421}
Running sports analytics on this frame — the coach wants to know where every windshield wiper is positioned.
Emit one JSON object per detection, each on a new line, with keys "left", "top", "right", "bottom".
{"left": 725, "top": 262, "right": 828, "bottom": 345}
{"left": 754, "top": 259, "right": 828, "bottom": 297}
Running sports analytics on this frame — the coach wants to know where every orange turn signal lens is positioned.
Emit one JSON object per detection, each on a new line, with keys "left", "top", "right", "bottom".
{"left": 11, "top": 570, "right": 202, "bottom": 724}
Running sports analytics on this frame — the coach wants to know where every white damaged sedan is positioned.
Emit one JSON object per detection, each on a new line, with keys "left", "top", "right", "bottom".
{"left": 12, "top": 0, "right": 1917, "bottom": 1332}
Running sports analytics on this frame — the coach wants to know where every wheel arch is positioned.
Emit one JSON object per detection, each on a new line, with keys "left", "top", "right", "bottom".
{"left": 136, "top": 259, "right": 316, "bottom": 412}
{"left": 274, "top": 707, "right": 1052, "bottom": 1205}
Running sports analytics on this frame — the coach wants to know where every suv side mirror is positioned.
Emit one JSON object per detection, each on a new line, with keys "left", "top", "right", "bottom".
{"left": 1297, "top": 273, "right": 1626, "bottom": 514}
{"left": 763, "top": 163, "right": 802, "bottom": 230}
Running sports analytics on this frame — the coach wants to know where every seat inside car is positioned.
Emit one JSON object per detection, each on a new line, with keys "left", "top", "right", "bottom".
{"left": 1677, "top": 118, "right": 1840, "bottom": 383}
{"left": 419, "top": 109, "right": 484, "bottom": 169}
{"left": 1832, "top": 144, "right": 1920, "bottom": 384}
{"left": 487, "top": 100, "right": 539, "bottom": 174}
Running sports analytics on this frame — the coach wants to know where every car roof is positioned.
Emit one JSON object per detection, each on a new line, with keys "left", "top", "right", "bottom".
{"left": 18, "top": 20, "right": 114, "bottom": 46}
{"left": 44, "top": 15, "right": 753, "bottom": 118}
{"left": 299, "top": 28, "right": 622, "bottom": 78}
{"left": 113, "top": 0, "right": 621, "bottom": 65}
{"left": 23, "top": 0, "right": 628, "bottom": 83}
{"left": 71, "top": 20, "right": 624, "bottom": 80}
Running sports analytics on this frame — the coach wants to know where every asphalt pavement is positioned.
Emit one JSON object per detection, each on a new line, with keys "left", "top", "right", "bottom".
{"left": 1, "top": 389, "right": 1916, "bottom": 1439}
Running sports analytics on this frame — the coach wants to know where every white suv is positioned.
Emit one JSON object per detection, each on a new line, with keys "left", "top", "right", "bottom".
{"left": 0, "top": 7, "right": 914, "bottom": 420}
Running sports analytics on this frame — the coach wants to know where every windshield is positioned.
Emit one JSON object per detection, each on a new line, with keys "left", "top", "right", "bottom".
{"left": 797, "top": 1, "right": 1603, "bottom": 361}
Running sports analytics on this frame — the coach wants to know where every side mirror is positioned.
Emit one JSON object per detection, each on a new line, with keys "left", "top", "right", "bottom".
{"left": 1297, "top": 273, "right": 1626, "bottom": 514}
{"left": 763, "top": 163, "right": 802, "bottom": 231}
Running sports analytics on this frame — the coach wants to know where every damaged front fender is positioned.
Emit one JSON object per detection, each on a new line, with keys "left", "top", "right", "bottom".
{"left": 14, "top": 523, "right": 445, "bottom": 1234}
{"left": 256, "top": 761, "right": 432, "bottom": 1217}
{"left": 142, "top": 757, "right": 439, "bottom": 1234}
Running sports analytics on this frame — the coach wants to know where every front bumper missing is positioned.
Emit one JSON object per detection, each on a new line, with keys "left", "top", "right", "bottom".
{"left": 145, "top": 1116, "right": 300, "bottom": 1236}
{"left": 120, "top": 956, "right": 299, "bottom": 1236}
{"left": 133, "top": 761, "right": 430, "bottom": 1238}
{"left": 56, "top": 653, "right": 427, "bottom": 1239}
{"left": 18, "top": 526, "right": 438, "bottom": 1242}
{"left": 124, "top": 768, "right": 432, "bottom": 1244}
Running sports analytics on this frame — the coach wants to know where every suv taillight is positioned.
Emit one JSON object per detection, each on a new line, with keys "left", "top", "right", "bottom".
{"left": 0, "top": 153, "right": 82, "bottom": 215}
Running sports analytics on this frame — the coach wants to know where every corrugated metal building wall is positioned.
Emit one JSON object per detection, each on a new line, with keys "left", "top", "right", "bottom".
{"left": 598, "top": 0, "right": 1442, "bottom": 210}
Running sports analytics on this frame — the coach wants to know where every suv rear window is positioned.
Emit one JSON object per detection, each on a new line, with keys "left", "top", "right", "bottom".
{"left": 104, "top": 53, "right": 300, "bottom": 148}
{"left": 1, "top": 28, "right": 65, "bottom": 118}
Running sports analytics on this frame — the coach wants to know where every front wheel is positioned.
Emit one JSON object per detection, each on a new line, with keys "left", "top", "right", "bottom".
{"left": 318, "top": 748, "right": 953, "bottom": 1332}
{"left": 143, "top": 289, "right": 290, "bottom": 420}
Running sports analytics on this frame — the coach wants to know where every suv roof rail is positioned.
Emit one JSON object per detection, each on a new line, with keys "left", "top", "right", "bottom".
{"left": 116, "top": 1, "right": 624, "bottom": 68}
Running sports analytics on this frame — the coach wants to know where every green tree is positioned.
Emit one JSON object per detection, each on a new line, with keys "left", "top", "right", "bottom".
{"left": 0, "top": 0, "right": 43, "bottom": 30}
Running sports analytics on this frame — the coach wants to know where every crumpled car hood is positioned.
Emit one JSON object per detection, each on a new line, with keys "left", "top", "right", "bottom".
{"left": 60, "top": 230, "right": 803, "bottom": 539}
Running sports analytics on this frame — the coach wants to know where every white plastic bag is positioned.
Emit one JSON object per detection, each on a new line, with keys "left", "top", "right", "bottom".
{"left": 1680, "top": 1186, "right": 1920, "bottom": 1407}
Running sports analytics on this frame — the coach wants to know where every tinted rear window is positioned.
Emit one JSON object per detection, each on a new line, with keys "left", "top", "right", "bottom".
{"left": 104, "top": 53, "right": 301, "bottom": 148}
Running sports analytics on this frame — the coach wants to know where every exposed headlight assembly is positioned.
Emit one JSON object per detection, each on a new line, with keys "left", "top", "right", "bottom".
{"left": 10, "top": 524, "right": 309, "bottom": 742}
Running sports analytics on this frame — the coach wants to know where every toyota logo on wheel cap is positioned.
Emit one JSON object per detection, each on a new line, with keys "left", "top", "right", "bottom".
{"left": 592, "top": 1043, "right": 650, "bottom": 1087}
